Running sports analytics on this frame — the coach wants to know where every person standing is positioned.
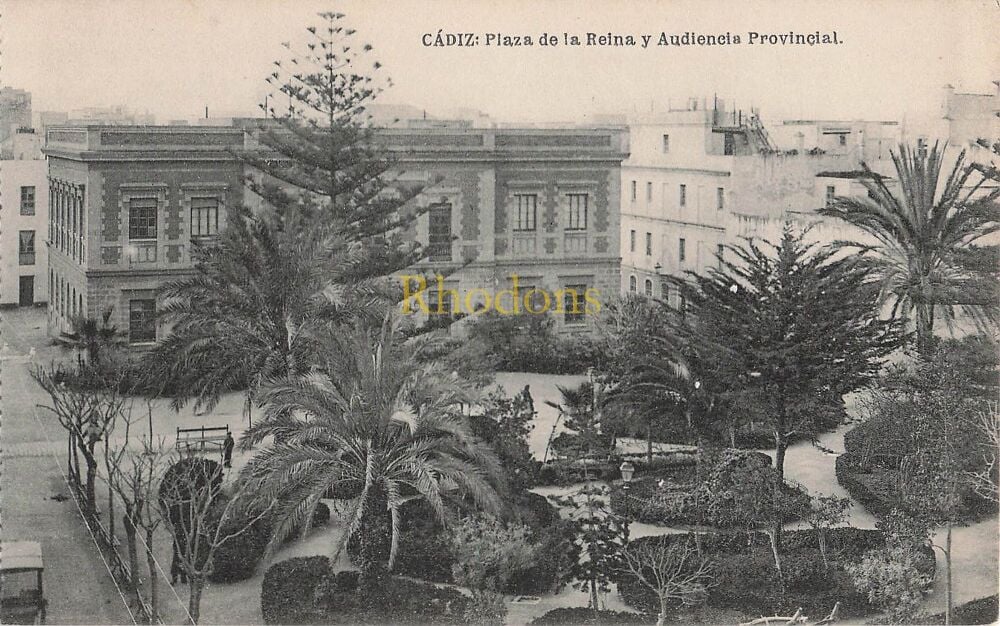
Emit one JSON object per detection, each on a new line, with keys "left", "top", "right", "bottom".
{"left": 223, "top": 432, "right": 235, "bottom": 468}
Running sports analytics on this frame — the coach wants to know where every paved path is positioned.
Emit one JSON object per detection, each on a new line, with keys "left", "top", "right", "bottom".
{"left": 2, "top": 309, "right": 136, "bottom": 625}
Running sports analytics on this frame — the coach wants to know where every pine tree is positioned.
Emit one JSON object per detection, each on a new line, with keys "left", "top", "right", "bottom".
{"left": 671, "top": 224, "right": 903, "bottom": 548}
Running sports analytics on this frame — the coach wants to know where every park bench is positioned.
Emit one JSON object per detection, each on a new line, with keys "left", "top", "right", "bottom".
{"left": 175, "top": 425, "right": 230, "bottom": 456}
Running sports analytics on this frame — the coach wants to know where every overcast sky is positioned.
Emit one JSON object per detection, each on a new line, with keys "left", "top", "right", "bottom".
{"left": 3, "top": 0, "right": 998, "bottom": 126}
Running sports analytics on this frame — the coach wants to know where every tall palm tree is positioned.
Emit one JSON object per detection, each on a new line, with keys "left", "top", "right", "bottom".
{"left": 821, "top": 142, "right": 1000, "bottom": 354}
{"left": 149, "top": 206, "right": 390, "bottom": 421}
{"left": 237, "top": 312, "right": 507, "bottom": 571}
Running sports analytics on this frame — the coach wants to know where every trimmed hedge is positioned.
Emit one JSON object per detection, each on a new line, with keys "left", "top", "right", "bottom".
{"left": 615, "top": 528, "right": 922, "bottom": 620}
{"left": 919, "top": 595, "right": 999, "bottom": 625}
{"left": 262, "top": 558, "right": 467, "bottom": 625}
{"left": 261, "top": 556, "right": 334, "bottom": 625}
{"left": 530, "top": 608, "right": 654, "bottom": 625}
{"left": 607, "top": 449, "right": 807, "bottom": 527}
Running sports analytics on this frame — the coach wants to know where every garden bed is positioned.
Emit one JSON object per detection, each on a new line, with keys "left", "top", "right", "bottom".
{"left": 615, "top": 528, "right": 934, "bottom": 620}
{"left": 261, "top": 556, "right": 469, "bottom": 625}
{"left": 917, "top": 595, "right": 999, "bottom": 625}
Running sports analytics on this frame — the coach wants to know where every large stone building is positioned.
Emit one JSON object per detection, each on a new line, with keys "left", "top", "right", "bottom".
{"left": 382, "top": 122, "right": 627, "bottom": 330}
{"left": 42, "top": 121, "right": 627, "bottom": 344}
{"left": 43, "top": 126, "right": 247, "bottom": 342}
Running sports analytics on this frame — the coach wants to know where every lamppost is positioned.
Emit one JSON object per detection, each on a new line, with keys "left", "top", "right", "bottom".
{"left": 620, "top": 460, "right": 635, "bottom": 538}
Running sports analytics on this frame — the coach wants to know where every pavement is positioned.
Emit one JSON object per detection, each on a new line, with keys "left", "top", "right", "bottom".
{"left": 2, "top": 308, "right": 136, "bottom": 625}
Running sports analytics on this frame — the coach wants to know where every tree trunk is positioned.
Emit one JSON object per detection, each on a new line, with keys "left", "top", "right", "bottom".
{"left": 188, "top": 576, "right": 204, "bottom": 624}
{"left": 657, "top": 598, "right": 668, "bottom": 626}
{"left": 945, "top": 522, "right": 953, "bottom": 626}
{"left": 766, "top": 528, "right": 784, "bottom": 588}
{"left": 590, "top": 577, "right": 599, "bottom": 612}
{"left": 146, "top": 527, "right": 159, "bottom": 624}
{"left": 124, "top": 509, "right": 139, "bottom": 585}
{"left": 647, "top": 420, "right": 653, "bottom": 466}
{"left": 84, "top": 451, "right": 98, "bottom": 521}
{"left": 817, "top": 530, "right": 828, "bottom": 572}
{"left": 67, "top": 432, "right": 75, "bottom": 484}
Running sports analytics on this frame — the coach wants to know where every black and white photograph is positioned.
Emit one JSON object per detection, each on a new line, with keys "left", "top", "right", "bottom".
{"left": 1, "top": 1, "right": 998, "bottom": 624}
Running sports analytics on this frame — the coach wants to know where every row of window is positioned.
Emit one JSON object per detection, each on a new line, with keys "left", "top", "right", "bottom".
{"left": 513, "top": 193, "right": 589, "bottom": 232}
{"left": 628, "top": 275, "right": 687, "bottom": 308}
{"left": 127, "top": 197, "right": 221, "bottom": 241}
{"left": 629, "top": 231, "right": 726, "bottom": 267}
{"left": 427, "top": 193, "right": 592, "bottom": 263}
{"left": 49, "top": 269, "right": 156, "bottom": 344}
{"left": 658, "top": 132, "right": 737, "bottom": 156}
{"left": 50, "top": 183, "right": 86, "bottom": 263}
{"left": 629, "top": 182, "right": 725, "bottom": 211}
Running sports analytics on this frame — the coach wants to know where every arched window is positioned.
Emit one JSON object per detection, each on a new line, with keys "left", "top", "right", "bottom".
{"left": 629, "top": 275, "right": 637, "bottom": 292}
{"left": 644, "top": 279, "right": 653, "bottom": 297}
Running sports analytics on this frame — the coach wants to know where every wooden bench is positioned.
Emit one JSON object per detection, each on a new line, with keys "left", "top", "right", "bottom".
{"left": 176, "top": 425, "right": 230, "bottom": 456}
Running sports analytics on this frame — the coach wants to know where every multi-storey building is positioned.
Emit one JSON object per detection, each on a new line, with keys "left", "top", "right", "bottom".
{"left": 42, "top": 121, "right": 627, "bottom": 344}
{"left": 43, "top": 125, "right": 247, "bottom": 343}
{"left": 0, "top": 88, "right": 32, "bottom": 143}
{"left": 1, "top": 150, "right": 49, "bottom": 306}
{"left": 382, "top": 122, "right": 628, "bottom": 330}
{"left": 620, "top": 98, "right": 900, "bottom": 302}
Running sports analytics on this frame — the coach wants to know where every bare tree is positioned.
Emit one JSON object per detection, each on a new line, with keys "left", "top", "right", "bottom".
{"left": 108, "top": 437, "right": 171, "bottom": 622}
{"left": 618, "top": 535, "right": 715, "bottom": 626}
{"left": 32, "top": 365, "right": 128, "bottom": 522}
{"left": 967, "top": 406, "right": 999, "bottom": 504}
{"left": 158, "top": 459, "right": 272, "bottom": 623}
{"left": 802, "top": 494, "right": 851, "bottom": 571}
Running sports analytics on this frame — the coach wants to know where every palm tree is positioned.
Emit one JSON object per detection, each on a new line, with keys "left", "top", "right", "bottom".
{"left": 821, "top": 142, "right": 1000, "bottom": 354}
{"left": 65, "top": 309, "right": 124, "bottom": 368}
{"left": 149, "top": 206, "right": 390, "bottom": 422}
{"left": 237, "top": 312, "right": 507, "bottom": 572}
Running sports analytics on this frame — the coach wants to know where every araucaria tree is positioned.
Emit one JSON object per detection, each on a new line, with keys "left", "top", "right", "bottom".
{"left": 149, "top": 11, "right": 423, "bottom": 417}
{"left": 672, "top": 226, "right": 902, "bottom": 548}
{"left": 238, "top": 313, "right": 507, "bottom": 573}
{"left": 821, "top": 143, "right": 1000, "bottom": 354}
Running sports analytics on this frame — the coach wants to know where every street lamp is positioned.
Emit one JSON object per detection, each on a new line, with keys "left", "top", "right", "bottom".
{"left": 620, "top": 460, "right": 636, "bottom": 536}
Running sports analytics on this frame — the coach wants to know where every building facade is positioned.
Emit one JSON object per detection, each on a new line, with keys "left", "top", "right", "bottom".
{"left": 43, "top": 125, "right": 247, "bottom": 343}
{"left": 620, "top": 99, "right": 900, "bottom": 303}
{"left": 1, "top": 157, "right": 49, "bottom": 306}
{"left": 42, "top": 122, "right": 626, "bottom": 344}
{"left": 385, "top": 124, "right": 628, "bottom": 330}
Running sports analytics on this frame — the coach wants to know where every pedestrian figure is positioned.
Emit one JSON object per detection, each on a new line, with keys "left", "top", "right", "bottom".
{"left": 223, "top": 432, "right": 235, "bottom": 468}
{"left": 170, "top": 542, "right": 187, "bottom": 584}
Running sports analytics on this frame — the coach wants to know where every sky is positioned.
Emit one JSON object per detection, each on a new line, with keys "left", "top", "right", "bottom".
{"left": 2, "top": 0, "right": 998, "bottom": 127}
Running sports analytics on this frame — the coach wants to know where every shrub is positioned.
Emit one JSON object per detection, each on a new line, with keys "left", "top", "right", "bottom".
{"left": 615, "top": 529, "right": 906, "bottom": 620}
{"left": 466, "top": 311, "right": 606, "bottom": 374}
{"left": 209, "top": 507, "right": 272, "bottom": 583}
{"left": 530, "top": 608, "right": 653, "bottom": 625}
{"left": 319, "top": 575, "right": 469, "bottom": 624}
{"left": 261, "top": 556, "right": 334, "bottom": 625}
{"left": 608, "top": 449, "right": 806, "bottom": 527}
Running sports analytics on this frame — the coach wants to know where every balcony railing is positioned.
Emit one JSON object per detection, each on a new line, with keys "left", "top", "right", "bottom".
{"left": 563, "top": 232, "right": 588, "bottom": 255}
{"left": 128, "top": 241, "right": 157, "bottom": 264}
{"left": 512, "top": 233, "right": 537, "bottom": 255}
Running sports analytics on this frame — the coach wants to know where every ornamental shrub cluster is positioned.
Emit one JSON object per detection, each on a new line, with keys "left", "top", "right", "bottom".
{"left": 615, "top": 529, "right": 915, "bottom": 620}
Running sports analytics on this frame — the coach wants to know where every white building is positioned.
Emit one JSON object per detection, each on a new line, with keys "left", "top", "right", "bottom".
{"left": 1, "top": 156, "right": 49, "bottom": 306}
{"left": 620, "top": 98, "right": 898, "bottom": 303}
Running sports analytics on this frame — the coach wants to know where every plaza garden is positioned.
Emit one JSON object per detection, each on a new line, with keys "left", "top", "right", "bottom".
{"left": 27, "top": 13, "right": 1000, "bottom": 626}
